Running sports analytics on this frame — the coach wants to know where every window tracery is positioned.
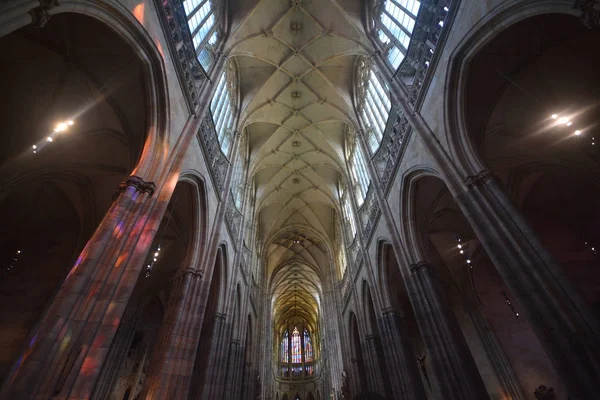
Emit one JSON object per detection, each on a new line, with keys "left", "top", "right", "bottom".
{"left": 373, "top": 0, "right": 421, "bottom": 70}
{"left": 278, "top": 325, "right": 316, "bottom": 378}
{"left": 346, "top": 130, "right": 371, "bottom": 207}
{"left": 182, "top": 0, "right": 220, "bottom": 72}
{"left": 291, "top": 327, "right": 302, "bottom": 364}
{"left": 210, "top": 61, "right": 238, "bottom": 157}
{"left": 303, "top": 329, "right": 313, "bottom": 362}
{"left": 356, "top": 58, "right": 392, "bottom": 153}
{"left": 281, "top": 330, "right": 289, "bottom": 363}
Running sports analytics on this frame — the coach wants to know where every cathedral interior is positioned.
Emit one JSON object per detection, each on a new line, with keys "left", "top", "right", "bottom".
{"left": 0, "top": 0, "right": 599, "bottom": 399}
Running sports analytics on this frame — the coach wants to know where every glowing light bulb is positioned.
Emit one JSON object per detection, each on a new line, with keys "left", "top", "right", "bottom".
{"left": 17, "top": 250, "right": 21, "bottom": 254}
{"left": 153, "top": 257, "right": 157, "bottom": 262}
{"left": 575, "top": 130, "right": 581, "bottom": 135}
{"left": 515, "top": 313, "right": 519, "bottom": 317}
{"left": 466, "top": 259, "right": 471, "bottom": 264}
{"left": 457, "top": 244, "right": 462, "bottom": 249}
{"left": 551, "top": 114, "right": 558, "bottom": 119}
{"left": 47, "top": 137, "right": 53, "bottom": 142}
{"left": 154, "top": 252, "right": 159, "bottom": 257}
{"left": 67, "top": 120, "right": 74, "bottom": 125}
{"left": 566, "top": 122, "right": 572, "bottom": 126}
{"left": 32, "top": 145, "right": 37, "bottom": 149}
{"left": 444, "top": 6, "right": 449, "bottom": 11}
{"left": 558, "top": 117, "right": 568, "bottom": 124}
{"left": 460, "top": 250, "right": 464, "bottom": 254}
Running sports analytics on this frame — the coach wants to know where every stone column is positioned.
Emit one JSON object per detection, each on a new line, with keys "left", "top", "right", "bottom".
{"left": 455, "top": 171, "right": 600, "bottom": 399}
{"left": 199, "top": 313, "right": 230, "bottom": 399}
{"left": 322, "top": 291, "right": 343, "bottom": 395}
{"left": 468, "top": 304, "right": 525, "bottom": 400}
{"left": 379, "top": 308, "right": 427, "bottom": 399}
{"left": 0, "top": 176, "right": 157, "bottom": 399}
{"left": 406, "top": 261, "right": 490, "bottom": 399}
{"left": 222, "top": 339, "right": 244, "bottom": 399}
{"left": 362, "top": 334, "right": 389, "bottom": 396}
{"left": 138, "top": 268, "right": 204, "bottom": 399}
{"left": 92, "top": 300, "right": 143, "bottom": 399}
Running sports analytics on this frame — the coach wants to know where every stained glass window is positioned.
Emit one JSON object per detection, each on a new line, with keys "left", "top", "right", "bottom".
{"left": 303, "top": 329, "right": 313, "bottom": 362}
{"left": 291, "top": 327, "right": 302, "bottom": 364}
{"left": 305, "top": 364, "right": 314, "bottom": 376}
{"left": 281, "top": 330, "right": 289, "bottom": 363}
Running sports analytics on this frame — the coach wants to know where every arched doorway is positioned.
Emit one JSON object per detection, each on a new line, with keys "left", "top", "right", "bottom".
{"left": 0, "top": 12, "right": 150, "bottom": 379}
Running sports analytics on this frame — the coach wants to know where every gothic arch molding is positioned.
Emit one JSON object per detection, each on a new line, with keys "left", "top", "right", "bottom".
{"left": 443, "top": 0, "right": 578, "bottom": 174}
{"left": 38, "top": 0, "right": 171, "bottom": 178}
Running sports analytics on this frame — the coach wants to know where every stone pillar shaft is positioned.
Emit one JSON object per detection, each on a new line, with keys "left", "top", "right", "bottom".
{"left": 406, "top": 262, "right": 490, "bottom": 400}
{"left": 379, "top": 309, "right": 427, "bottom": 399}
{"left": 456, "top": 173, "right": 600, "bottom": 399}
{"left": 139, "top": 268, "right": 204, "bottom": 399}
{"left": 0, "top": 178, "right": 157, "bottom": 399}
{"left": 362, "top": 335, "right": 388, "bottom": 396}
{"left": 468, "top": 305, "right": 525, "bottom": 400}
{"left": 199, "top": 314, "right": 229, "bottom": 399}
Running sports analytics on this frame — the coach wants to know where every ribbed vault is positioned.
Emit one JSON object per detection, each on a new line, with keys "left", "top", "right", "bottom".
{"left": 226, "top": 0, "right": 369, "bottom": 334}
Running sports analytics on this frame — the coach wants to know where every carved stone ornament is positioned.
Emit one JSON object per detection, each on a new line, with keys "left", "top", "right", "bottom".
{"left": 574, "top": 0, "right": 600, "bottom": 29}
{"left": 465, "top": 169, "right": 496, "bottom": 188}
{"left": 410, "top": 261, "right": 431, "bottom": 274}
{"left": 118, "top": 175, "right": 157, "bottom": 196}
{"left": 534, "top": 385, "right": 556, "bottom": 400}
{"left": 340, "top": 370, "right": 349, "bottom": 400}
{"left": 29, "top": 0, "right": 59, "bottom": 28}
{"left": 254, "top": 373, "right": 261, "bottom": 400}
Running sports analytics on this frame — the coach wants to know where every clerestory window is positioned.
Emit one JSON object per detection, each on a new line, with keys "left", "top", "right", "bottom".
{"left": 376, "top": 0, "right": 421, "bottom": 70}
{"left": 182, "top": 0, "right": 219, "bottom": 72}
{"left": 358, "top": 68, "right": 392, "bottom": 154}
{"left": 348, "top": 140, "right": 370, "bottom": 207}
{"left": 210, "top": 70, "right": 236, "bottom": 157}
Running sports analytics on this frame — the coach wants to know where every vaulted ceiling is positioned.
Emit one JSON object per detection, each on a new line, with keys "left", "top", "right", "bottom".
{"left": 225, "top": 0, "right": 370, "bottom": 332}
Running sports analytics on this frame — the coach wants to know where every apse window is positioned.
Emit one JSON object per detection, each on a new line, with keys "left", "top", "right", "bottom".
{"left": 376, "top": 0, "right": 421, "bottom": 69}
{"left": 183, "top": 0, "right": 219, "bottom": 72}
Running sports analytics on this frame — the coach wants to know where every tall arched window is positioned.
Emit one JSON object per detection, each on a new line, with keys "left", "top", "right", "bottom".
{"left": 303, "top": 329, "right": 313, "bottom": 362}
{"left": 231, "top": 151, "right": 246, "bottom": 209}
{"left": 291, "top": 327, "right": 302, "bottom": 364}
{"left": 347, "top": 136, "right": 371, "bottom": 206}
{"left": 210, "top": 66, "right": 237, "bottom": 157}
{"left": 281, "top": 330, "right": 289, "bottom": 363}
{"left": 183, "top": 0, "right": 219, "bottom": 72}
{"left": 375, "top": 0, "right": 421, "bottom": 69}
{"left": 356, "top": 59, "right": 392, "bottom": 153}
{"left": 342, "top": 194, "right": 357, "bottom": 239}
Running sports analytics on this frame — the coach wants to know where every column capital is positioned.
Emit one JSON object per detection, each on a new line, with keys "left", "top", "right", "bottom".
{"left": 409, "top": 261, "right": 432, "bottom": 273}
{"left": 118, "top": 175, "right": 156, "bottom": 196}
{"left": 465, "top": 169, "right": 496, "bottom": 189}
{"left": 173, "top": 267, "right": 203, "bottom": 282}
{"left": 215, "top": 312, "right": 227, "bottom": 321}
{"left": 29, "top": 0, "right": 59, "bottom": 28}
{"left": 381, "top": 307, "right": 400, "bottom": 317}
